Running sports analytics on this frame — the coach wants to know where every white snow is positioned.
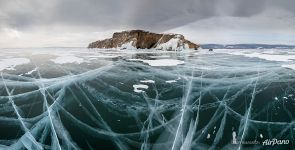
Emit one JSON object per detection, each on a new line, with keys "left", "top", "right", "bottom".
{"left": 282, "top": 64, "right": 295, "bottom": 70}
{"left": 128, "top": 59, "right": 184, "bottom": 66}
{"left": 166, "top": 77, "right": 181, "bottom": 83}
{"left": 207, "top": 134, "right": 211, "bottom": 139}
{"left": 133, "top": 84, "right": 149, "bottom": 93}
{"left": 242, "top": 53, "right": 295, "bottom": 62}
{"left": 156, "top": 37, "right": 189, "bottom": 51}
{"left": 0, "top": 58, "right": 30, "bottom": 71}
{"left": 166, "top": 80, "right": 177, "bottom": 83}
{"left": 232, "top": 131, "right": 237, "bottom": 144}
{"left": 26, "top": 67, "right": 38, "bottom": 75}
{"left": 51, "top": 56, "right": 84, "bottom": 64}
{"left": 150, "top": 55, "right": 170, "bottom": 58}
{"left": 156, "top": 38, "right": 180, "bottom": 51}
{"left": 120, "top": 41, "right": 136, "bottom": 50}
{"left": 84, "top": 55, "right": 122, "bottom": 58}
{"left": 260, "top": 134, "right": 263, "bottom": 138}
{"left": 140, "top": 80, "right": 155, "bottom": 84}
{"left": 217, "top": 50, "right": 295, "bottom": 62}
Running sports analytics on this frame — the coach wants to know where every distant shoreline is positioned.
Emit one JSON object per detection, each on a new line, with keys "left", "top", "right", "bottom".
{"left": 1, "top": 44, "right": 295, "bottom": 50}
{"left": 201, "top": 44, "right": 295, "bottom": 49}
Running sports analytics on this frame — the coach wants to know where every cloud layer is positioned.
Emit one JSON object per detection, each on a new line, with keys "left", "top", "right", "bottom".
{"left": 0, "top": 0, "right": 294, "bottom": 48}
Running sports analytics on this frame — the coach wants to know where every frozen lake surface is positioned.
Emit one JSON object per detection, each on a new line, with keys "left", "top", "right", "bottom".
{"left": 0, "top": 48, "right": 295, "bottom": 149}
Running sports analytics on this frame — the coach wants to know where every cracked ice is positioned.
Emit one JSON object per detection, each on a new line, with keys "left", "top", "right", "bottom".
{"left": 0, "top": 48, "right": 295, "bottom": 149}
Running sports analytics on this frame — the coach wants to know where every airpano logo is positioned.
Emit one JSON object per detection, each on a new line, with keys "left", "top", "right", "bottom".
{"left": 231, "top": 139, "right": 290, "bottom": 146}
{"left": 231, "top": 131, "right": 289, "bottom": 146}
{"left": 262, "top": 139, "right": 289, "bottom": 146}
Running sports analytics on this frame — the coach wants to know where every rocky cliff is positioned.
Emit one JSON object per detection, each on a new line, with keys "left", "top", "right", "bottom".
{"left": 88, "top": 30, "right": 199, "bottom": 51}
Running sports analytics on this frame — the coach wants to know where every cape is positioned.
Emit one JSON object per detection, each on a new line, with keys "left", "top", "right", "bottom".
{"left": 88, "top": 30, "right": 199, "bottom": 51}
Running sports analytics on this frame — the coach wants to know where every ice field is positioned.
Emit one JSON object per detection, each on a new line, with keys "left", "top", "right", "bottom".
{"left": 0, "top": 48, "right": 295, "bottom": 149}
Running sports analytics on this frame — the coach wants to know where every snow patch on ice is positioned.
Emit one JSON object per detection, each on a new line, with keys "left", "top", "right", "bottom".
{"left": 26, "top": 67, "right": 38, "bottom": 75}
{"left": 150, "top": 55, "right": 170, "bottom": 58}
{"left": 232, "top": 131, "right": 237, "bottom": 144}
{"left": 128, "top": 59, "right": 184, "bottom": 66}
{"left": 140, "top": 80, "right": 155, "bottom": 84}
{"left": 166, "top": 80, "right": 177, "bottom": 83}
{"left": 0, "top": 58, "right": 30, "bottom": 71}
{"left": 84, "top": 55, "right": 122, "bottom": 58}
{"left": 217, "top": 50, "right": 295, "bottom": 62}
{"left": 282, "top": 64, "right": 295, "bottom": 70}
{"left": 207, "top": 134, "right": 211, "bottom": 139}
{"left": 166, "top": 77, "right": 181, "bottom": 83}
{"left": 133, "top": 84, "right": 149, "bottom": 93}
{"left": 241, "top": 53, "right": 295, "bottom": 62}
{"left": 51, "top": 56, "right": 84, "bottom": 64}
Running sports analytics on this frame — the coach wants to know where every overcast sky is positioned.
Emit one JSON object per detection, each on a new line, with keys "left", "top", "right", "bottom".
{"left": 0, "top": 0, "right": 294, "bottom": 48}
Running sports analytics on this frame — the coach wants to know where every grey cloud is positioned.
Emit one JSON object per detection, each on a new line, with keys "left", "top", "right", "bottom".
{"left": 270, "top": 1, "right": 295, "bottom": 13}
{"left": 232, "top": 0, "right": 266, "bottom": 17}
{"left": 1, "top": 0, "right": 293, "bottom": 31}
{"left": 0, "top": 0, "right": 294, "bottom": 48}
{"left": 128, "top": 0, "right": 216, "bottom": 31}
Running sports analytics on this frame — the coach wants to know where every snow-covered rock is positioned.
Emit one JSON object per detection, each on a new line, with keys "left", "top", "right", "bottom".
{"left": 88, "top": 30, "right": 199, "bottom": 51}
{"left": 155, "top": 35, "right": 190, "bottom": 51}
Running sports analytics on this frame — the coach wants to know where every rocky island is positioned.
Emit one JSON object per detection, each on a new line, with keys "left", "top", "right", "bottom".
{"left": 88, "top": 30, "right": 199, "bottom": 51}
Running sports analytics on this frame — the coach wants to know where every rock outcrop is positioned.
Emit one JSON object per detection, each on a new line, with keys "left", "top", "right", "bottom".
{"left": 88, "top": 30, "right": 199, "bottom": 51}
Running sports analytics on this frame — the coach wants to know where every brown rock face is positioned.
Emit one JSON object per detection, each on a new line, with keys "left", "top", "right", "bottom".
{"left": 88, "top": 30, "right": 199, "bottom": 50}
